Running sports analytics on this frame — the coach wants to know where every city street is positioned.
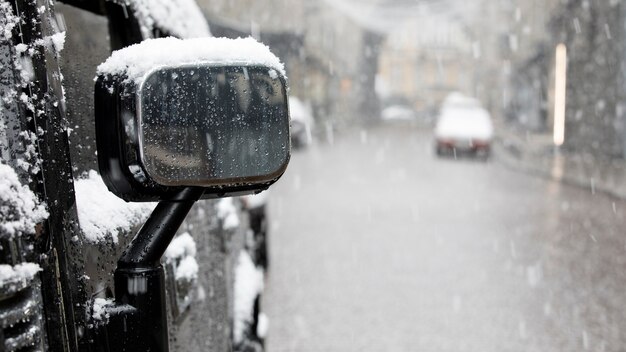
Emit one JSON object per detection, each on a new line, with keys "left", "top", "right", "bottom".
{"left": 264, "top": 123, "right": 626, "bottom": 352}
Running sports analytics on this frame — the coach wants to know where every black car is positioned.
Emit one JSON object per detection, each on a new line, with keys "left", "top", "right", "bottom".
{"left": 0, "top": 0, "right": 288, "bottom": 351}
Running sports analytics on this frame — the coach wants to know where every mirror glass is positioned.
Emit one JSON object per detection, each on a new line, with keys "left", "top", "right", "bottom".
{"left": 139, "top": 65, "right": 290, "bottom": 187}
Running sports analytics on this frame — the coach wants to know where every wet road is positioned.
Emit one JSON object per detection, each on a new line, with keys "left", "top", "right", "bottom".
{"left": 264, "top": 123, "right": 626, "bottom": 352}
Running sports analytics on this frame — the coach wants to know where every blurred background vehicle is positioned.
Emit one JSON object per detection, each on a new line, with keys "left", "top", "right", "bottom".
{"left": 434, "top": 92, "right": 494, "bottom": 158}
{"left": 380, "top": 95, "right": 434, "bottom": 124}
{"left": 289, "top": 97, "right": 315, "bottom": 149}
{"left": 242, "top": 191, "right": 270, "bottom": 270}
{"left": 381, "top": 104, "right": 417, "bottom": 122}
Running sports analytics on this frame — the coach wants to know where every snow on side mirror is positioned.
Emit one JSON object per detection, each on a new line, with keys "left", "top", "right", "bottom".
{"left": 94, "top": 37, "right": 290, "bottom": 202}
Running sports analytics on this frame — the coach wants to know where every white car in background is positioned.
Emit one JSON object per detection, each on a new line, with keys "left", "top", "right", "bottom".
{"left": 289, "top": 97, "right": 314, "bottom": 148}
{"left": 381, "top": 104, "right": 417, "bottom": 121}
{"left": 434, "top": 93, "right": 494, "bottom": 158}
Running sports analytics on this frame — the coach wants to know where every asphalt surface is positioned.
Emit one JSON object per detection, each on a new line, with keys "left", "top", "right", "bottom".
{"left": 264, "top": 123, "right": 626, "bottom": 352}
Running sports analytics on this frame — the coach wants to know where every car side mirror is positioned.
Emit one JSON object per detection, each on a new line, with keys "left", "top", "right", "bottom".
{"left": 94, "top": 38, "right": 290, "bottom": 201}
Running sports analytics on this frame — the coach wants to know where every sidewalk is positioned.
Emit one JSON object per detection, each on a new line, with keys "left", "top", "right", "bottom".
{"left": 493, "top": 123, "right": 626, "bottom": 199}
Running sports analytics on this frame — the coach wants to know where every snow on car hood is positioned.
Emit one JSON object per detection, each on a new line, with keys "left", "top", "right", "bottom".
{"left": 0, "top": 262, "right": 41, "bottom": 286}
{"left": 441, "top": 92, "right": 481, "bottom": 109}
{"left": 0, "top": 163, "right": 48, "bottom": 238}
{"left": 74, "top": 170, "right": 156, "bottom": 243}
{"left": 233, "top": 251, "right": 264, "bottom": 344}
{"left": 97, "top": 37, "right": 286, "bottom": 84}
{"left": 435, "top": 106, "right": 494, "bottom": 141}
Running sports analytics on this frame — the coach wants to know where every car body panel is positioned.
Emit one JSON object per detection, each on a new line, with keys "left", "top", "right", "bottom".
{"left": 0, "top": 1, "right": 270, "bottom": 351}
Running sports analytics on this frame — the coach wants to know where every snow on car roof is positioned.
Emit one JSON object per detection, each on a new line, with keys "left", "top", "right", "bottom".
{"left": 442, "top": 92, "right": 481, "bottom": 108}
{"left": 96, "top": 37, "right": 286, "bottom": 84}
{"left": 435, "top": 106, "right": 494, "bottom": 140}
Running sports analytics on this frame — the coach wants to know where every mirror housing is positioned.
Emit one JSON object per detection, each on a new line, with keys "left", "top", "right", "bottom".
{"left": 94, "top": 38, "right": 290, "bottom": 202}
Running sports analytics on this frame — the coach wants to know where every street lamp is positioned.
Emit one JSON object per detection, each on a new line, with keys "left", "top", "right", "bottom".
{"left": 553, "top": 43, "right": 567, "bottom": 147}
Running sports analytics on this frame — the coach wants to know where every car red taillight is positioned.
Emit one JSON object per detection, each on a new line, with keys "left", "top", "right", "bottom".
{"left": 472, "top": 140, "right": 490, "bottom": 148}
{"left": 438, "top": 139, "right": 455, "bottom": 147}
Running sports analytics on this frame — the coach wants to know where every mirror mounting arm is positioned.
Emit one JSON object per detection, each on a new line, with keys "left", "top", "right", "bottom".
{"left": 118, "top": 187, "right": 204, "bottom": 269}
{"left": 99, "top": 187, "right": 204, "bottom": 352}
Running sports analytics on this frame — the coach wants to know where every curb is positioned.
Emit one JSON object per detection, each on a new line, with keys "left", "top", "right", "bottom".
{"left": 493, "top": 136, "right": 626, "bottom": 200}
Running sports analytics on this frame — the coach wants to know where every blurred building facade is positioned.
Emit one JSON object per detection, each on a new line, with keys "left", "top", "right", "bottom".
{"left": 498, "top": 0, "right": 561, "bottom": 132}
{"left": 505, "top": 0, "right": 626, "bottom": 158}
{"left": 553, "top": 0, "right": 626, "bottom": 157}
{"left": 198, "top": 0, "right": 626, "bottom": 158}
{"left": 379, "top": 0, "right": 626, "bottom": 159}
{"left": 378, "top": 17, "right": 474, "bottom": 113}
{"left": 376, "top": 1, "right": 512, "bottom": 117}
{"left": 198, "top": 0, "right": 382, "bottom": 128}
